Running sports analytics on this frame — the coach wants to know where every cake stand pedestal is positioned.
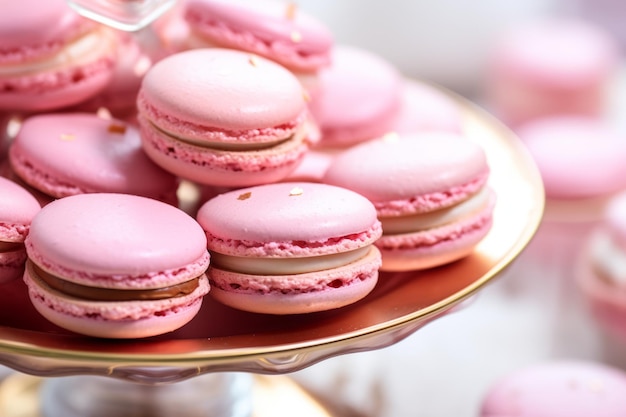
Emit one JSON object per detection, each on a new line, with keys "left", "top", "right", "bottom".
{"left": 0, "top": 90, "right": 544, "bottom": 416}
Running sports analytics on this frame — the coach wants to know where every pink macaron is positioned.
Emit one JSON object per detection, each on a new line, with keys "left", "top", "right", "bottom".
{"left": 323, "top": 132, "right": 495, "bottom": 271}
{"left": 0, "top": 0, "right": 118, "bottom": 112}
{"left": 516, "top": 116, "right": 626, "bottom": 200}
{"left": 9, "top": 113, "right": 179, "bottom": 206}
{"left": 480, "top": 361, "right": 626, "bottom": 416}
{"left": 183, "top": 0, "right": 333, "bottom": 90}
{"left": 390, "top": 79, "right": 464, "bottom": 135}
{"left": 196, "top": 182, "right": 382, "bottom": 314}
{"left": 485, "top": 18, "right": 619, "bottom": 127}
{"left": 579, "top": 191, "right": 626, "bottom": 342}
{"left": 308, "top": 45, "right": 403, "bottom": 149}
{"left": 0, "top": 177, "right": 41, "bottom": 284}
{"left": 137, "top": 48, "right": 315, "bottom": 187}
{"left": 23, "top": 193, "right": 211, "bottom": 339}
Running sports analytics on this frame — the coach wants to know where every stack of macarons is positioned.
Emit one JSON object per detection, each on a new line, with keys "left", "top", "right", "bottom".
{"left": 0, "top": 0, "right": 497, "bottom": 337}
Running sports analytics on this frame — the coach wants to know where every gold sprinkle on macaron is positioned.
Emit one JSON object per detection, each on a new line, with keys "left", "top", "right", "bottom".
{"left": 60, "top": 133, "right": 75, "bottom": 141}
{"left": 382, "top": 132, "right": 399, "bottom": 142}
{"left": 291, "top": 30, "right": 302, "bottom": 43}
{"left": 302, "top": 89, "right": 311, "bottom": 102}
{"left": 97, "top": 107, "right": 112, "bottom": 120}
{"left": 285, "top": 2, "right": 297, "bottom": 20}
{"left": 248, "top": 54, "right": 260, "bottom": 67}
{"left": 108, "top": 123, "right": 127, "bottom": 134}
{"left": 238, "top": 192, "right": 252, "bottom": 200}
{"left": 289, "top": 186, "right": 304, "bottom": 196}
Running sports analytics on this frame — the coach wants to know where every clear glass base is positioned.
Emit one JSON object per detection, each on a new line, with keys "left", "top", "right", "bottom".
{"left": 66, "top": 0, "right": 176, "bottom": 31}
{"left": 39, "top": 373, "right": 253, "bottom": 417}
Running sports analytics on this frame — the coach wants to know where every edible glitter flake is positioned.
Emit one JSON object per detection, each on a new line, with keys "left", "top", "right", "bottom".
{"left": 238, "top": 192, "right": 252, "bottom": 200}
{"left": 289, "top": 186, "right": 304, "bottom": 196}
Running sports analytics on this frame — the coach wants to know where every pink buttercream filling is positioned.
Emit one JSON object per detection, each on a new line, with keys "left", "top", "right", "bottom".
{"left": 0, "top": 57, "right": 114, "bottom": 93}
{"left": 185, "top": 11, "right": 330, "bottom": 72}
{"left": 376, "top": 203, "right": 493, "bottom": 251}
{"left": 137, "top": 92, "right": 307, "bottom": 144}
{"left": 25, "top": 242, "right": 211, "bottom": 290}
{"left": 374, "top": 172, "right": 490, "bottom": 217}
{"left": 206, "top": 222, "right": 383, "bottom": 258}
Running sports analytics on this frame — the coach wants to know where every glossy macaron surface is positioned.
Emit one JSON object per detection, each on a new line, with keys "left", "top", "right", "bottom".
{"left": 138, "top": 48, "right": 306, "bottom": 137}
{"left": 197, "top": 182, "right": 381, "bottom": 256}
{"left": 9, "top": 113, "right": 178, "bottom": 201}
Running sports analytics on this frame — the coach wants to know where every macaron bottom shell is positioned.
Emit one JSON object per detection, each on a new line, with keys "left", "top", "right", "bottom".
{"left": 376, "top": 197, "right": 495, "bottom": 272}
{"left": 139, "top": 116, "right": 308, "bottom": 187}
{"left": 24, "top": 265, "right": 210, "bottom": 339}
{"left": 208, "top": 246, "right": 381, "bottom": 315}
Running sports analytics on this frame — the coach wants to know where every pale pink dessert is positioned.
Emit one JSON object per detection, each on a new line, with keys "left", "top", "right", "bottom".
{"left": 0, "top": 0, "right": 118, "bottom": 112}
{"left": 196, "top": 182, "right": 382, "bottom": 314}
{"left": 23, "top": 193, "right": 210, "bottom": 339}
{"left": 0, "top": 177, "right": 40, "bottom": 284}
{"left": 485, "top": 18, "right": 619, "bottom": 127}
{"left": 480, "top": 361, "right": 626, "bottom": 416}
{"left": 9, "top": 113, "right": 179, "bottom": 206}
{"left": 183, "top": 0, "right": 333, "bottom": 92}
{"left": 323, "top": 132, "right": 495, "bottom": 271}
{"left": 391, "top": 79, "right": 464, "bottom": 135}
{"left": 309, "top": 45, "right": 403, "bottom": 149}
{"left": 137, "top": 48, "right": 315, "bottom": 187}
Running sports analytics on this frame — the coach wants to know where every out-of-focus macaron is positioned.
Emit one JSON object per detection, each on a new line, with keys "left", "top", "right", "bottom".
{"left": 485, "top": 18, "right": 619, "bottom": 127}
{"left": 391, "top": 79, "right": 464, "bottom": 135}
{"left": 309, "top": 45, "right": 403, "bottom": 149}
{"left": 480, "top": 361, "right": 626, "bottom": 416}
{"left": 0, "top": 177, "right": 40, "bottom": 284}
{"left": 23, "top": 193, "right": 211, "bottom": 338}
{"left": 9, "top": 113, "right": 179, "bottom": 206}
{"left": 72, "top": 33, "right": 153, "bottom": 119}
{"left": 183, "top": 0, "right": 333, "bottom": 92}
{"left": 0, "top": 0, "right": 118, "bottom": 112}
{"left": 323, "top": 132, "right": 495, "bottom": 271}
{"left": 579, "top": 191, "right": 626, "bottom": 342}
{"left": 196, "top": 182, "right": 382, "bottom": 314}
{"left": 137, "top": 48, "right": 315, "bottom": 187}
{"left": 517, "top": 116, "right": 626, "bottom": 202}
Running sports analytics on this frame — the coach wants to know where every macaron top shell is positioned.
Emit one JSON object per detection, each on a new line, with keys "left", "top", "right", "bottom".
{"left": 185, "top": 0, "right": 333, "bottom": 71}
{"left": 0, "top": 0, "right": 92, "bottom": 63}
{"left": 517, "top": 116, "right": 626, "bottom": 199}
{"left": 0, "top": 177, "right": 41, "bottom": 242}
{"left": 138, "top": 48, "right": 307, "bottom": 141}
{"left": 491, "top": 18, "right": 618, "bottom": 88}
{"left": 480, "top": 361, "right": 626, "bottom": 417}
{"left": 323, "top": 132, "right": 489, "bottom": 215}
{"left": 9, "top": 113, "right": 178, "bottom": 199}
{"left": 26, "top": 194, "right": 209, "bottom": 287}
{"left": 197, "top": 182, "right": 381, "bottom": 257}
{"left": 604, "top": 192, "right": 626, "bottom": 251}
{"left": 309, "top": 45, "right": 402, "bottom": 146}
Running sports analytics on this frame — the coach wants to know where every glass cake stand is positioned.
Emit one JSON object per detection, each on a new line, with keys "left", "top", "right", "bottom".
{"left": 0, "top": 91, "right": 544, "bottom": 416}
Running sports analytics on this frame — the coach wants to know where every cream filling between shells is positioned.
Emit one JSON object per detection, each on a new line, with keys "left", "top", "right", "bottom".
{"left": 380, "top": 187, "right": 491, "bottom": 235}
{"left": 211, "top": 246, "right": 371, "bottom": 275}
{"left": 152, "top": 117, "right": 308, "bottom": 151}
{"left": 0, "top": 28, "right": 116, "bottom": 77}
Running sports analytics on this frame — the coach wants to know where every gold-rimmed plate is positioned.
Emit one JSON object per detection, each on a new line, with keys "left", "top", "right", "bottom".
{"left": 0, "top": 90, "right": 544, "bottom": 382}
